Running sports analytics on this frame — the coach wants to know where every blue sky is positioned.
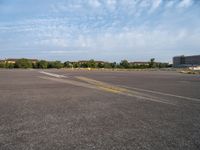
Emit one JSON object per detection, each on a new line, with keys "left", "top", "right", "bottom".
{"left": 0, "top": 0, "right": 200, "bottom": 62}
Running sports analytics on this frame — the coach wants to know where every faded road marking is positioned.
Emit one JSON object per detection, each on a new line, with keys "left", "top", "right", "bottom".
{"left": 76, "top": 76, "right": 129, "bottom": 93}
{"left": 39, "top": 76, "right": 175, "bottom": 105}
{"left": 39, "top": 71, "right": 66, "bottom": 78}
{"left": 76, "top": 76, "right": 176, "bottom": 105}
{"left": 119, "top": 85, "right": 200, "bottom": 102}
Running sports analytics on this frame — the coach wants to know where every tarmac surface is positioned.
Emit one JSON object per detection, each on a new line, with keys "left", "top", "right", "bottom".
{"left": 0, "top": 69, "right": 200, "bottom": 150}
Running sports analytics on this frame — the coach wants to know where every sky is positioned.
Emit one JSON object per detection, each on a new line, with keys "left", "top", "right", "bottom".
{"left": 0, "top": 0, "right": 200, "bottom": 62}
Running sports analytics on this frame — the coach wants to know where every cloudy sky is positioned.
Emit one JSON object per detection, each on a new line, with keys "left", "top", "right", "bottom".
{"left": 0, "top": 0, "right": 200, "bottom": 62}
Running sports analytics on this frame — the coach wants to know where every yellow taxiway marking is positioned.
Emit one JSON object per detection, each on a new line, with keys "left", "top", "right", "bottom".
{"left": 38, "top": 73, "right": 176, "bottom": 105}
{"left": 120, "top": 85, "right": 200, "bottom": 102}
{"left": 76, "top": 76, "right": 176, "bottom": 105}
{"left": 76, "top": 76, "right": 128, "bottom": 93}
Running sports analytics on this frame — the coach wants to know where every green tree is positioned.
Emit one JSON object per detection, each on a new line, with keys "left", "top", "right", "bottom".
{"left": 111, "top": 62, "right": 117, "bottom": 68}
{"left": 55, "top": 61, "right": 63, "bottom": 69}
{"left": 149, "top": 58, "right": 155, "bottom": 68}
{"left": 80, "top": 62, "right": 88, "bottom": 68}
{"left": 47, "top": 61, "right": 63, "bottom": 69}
{"left": 97, "top": 62, "right": 104, "bottom": 68}
{"left": 64, "top": 61, "right": 72, "bottom": 68}
{"left": 32, "top": 62, "right": 38, "bottom": 69}
{"left": 15, "top": 58, "right": 32, "bottom": 68}
{"left": 37, "top": 60, "right": 48, "bottom": 69}
{"left": 72, "top": 62, "right": 79, "bottom": 68}
{"left": 120, "top": 60, "right": 130, "bottom": 68}
{"left": 0, "top": 62, "right": 5, "bottom": 68}
{"left": 7, "top": 63, "right": 14, "bottom": 69}
{"left": 104, "top": 63, "right": 112, "bottom": 68}
{"left": 88, "top": 59, "right": 96, "bottom": 68}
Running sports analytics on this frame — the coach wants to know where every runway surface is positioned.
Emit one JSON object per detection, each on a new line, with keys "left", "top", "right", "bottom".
{"left": 0, "top": 69, "right": 200, "bottom": 150}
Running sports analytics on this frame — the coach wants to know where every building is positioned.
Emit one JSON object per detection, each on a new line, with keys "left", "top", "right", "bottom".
{"left": 78, "top": 60, "right": 106, "bottom": 64}
{"left": 173, "top": 55, "right": 200, "bottom": 68}
{"left": 4, "top": 59, "right": 17, "bottom": 64}
{"left": 1, "top": 58, "right": 38, "bottom": 64}
{"left": 129, "top": 62, "right": 149, "bottom": 66}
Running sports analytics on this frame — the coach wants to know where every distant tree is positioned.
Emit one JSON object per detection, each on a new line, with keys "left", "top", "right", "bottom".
{"left": 80, "top": 62, "right": 88, "bottom": 68}
{"left": 111, "top": 62, "right": 117, "bottom": 68}
{"left": 149, "top": 58, "right": 155, "bottom": 68}
{"left": 120, "top": 60, "right": 130, "bottom": 68}
{"left": 104, "top": 63, "right": 112, "bottom": 68}
{"left": 0, "top": 62, "right": 5, "bottom": 68}
{"left": 7, "top": 63, "right": 14, "bottom": 69}
{"left": 32, "top": 62, "right": 38, "bottom": 69}
{"left": 97, "top": 62, "right": 104, "bottom": 68}
{"left": 116, "top": 64, "right": 121, "bottom": 68}
{"left": 72, "top": 62, "right": 79, "bottom": 68}
{"left": 64, "top": 61, "right": 72, "bottom": 68}
{"left": 47, "top": 61, "right": 63, "bottom": 69}
{"left": 47, "top": 61, "right": 53, "bottom": 68}
{"left": 37, "top": 60, "right": 48, "bottom": 69}
{"left": 168, "top": 64, "right": 173, "bottom": 68}
{"left": 15, "top": 58, "right": 32, "bottom": 68}
{"left": 88, "top": 59, "right": 96, "bottom": 68}
{"left": 53, "top": 61, "right": 63, "bottom": 69}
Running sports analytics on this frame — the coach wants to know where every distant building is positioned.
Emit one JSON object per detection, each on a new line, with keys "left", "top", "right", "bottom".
{"left": 173, "top": 55, "right": 200, "bottom": 68}
{"left": 3, "top": 58, "right": 38, "bottom": 64}
{"left": 5, "top": 59, "right": 17, "bottom": 64}
{"left": 129, "top": 62, "right": 149, "bottom": 66}
{"left": 130, "top": 61, "right": 168, "bottom": 66}
{"left": 78, "top": 60, "right": 106, "bottom": 64}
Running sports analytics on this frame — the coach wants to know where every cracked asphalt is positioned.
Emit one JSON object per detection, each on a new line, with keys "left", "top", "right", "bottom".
{"left": 0, "top": 69, "right": 200, "bottom": 150}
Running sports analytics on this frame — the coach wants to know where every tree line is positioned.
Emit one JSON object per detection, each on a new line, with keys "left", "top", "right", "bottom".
{"left": 0, "top": 58, "right": 171, "bottom": 69}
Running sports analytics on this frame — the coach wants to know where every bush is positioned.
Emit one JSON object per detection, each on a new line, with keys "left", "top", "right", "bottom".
{"left": 0, "top": 62, "right": 5, "bottom": 68}
{"left": 37, "top": 60, "right": 48, "bottom": 69}
{"left": 48, "top": 61, "right": 63, "bottom": 69}
{"left": 15, "top": 58, "right": 32, "bottom": 68}
{"left": 120, "top": 60, "right": 129, "bottom": 68}
{"left": 64, "top": 61, "right": 72, "bottom": 68}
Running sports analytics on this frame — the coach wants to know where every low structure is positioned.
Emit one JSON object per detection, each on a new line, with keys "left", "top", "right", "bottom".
{"left": 173, "top": 55, "right": 200, "bottom": 68}
{"left": 3, "top": 58, "right": 38, "bottom": 64}
{"left": 129, "top": 62, "right": 149, "bottom": 66}
{"left": 189, "top": 66, "right": 200, "bottom": 71}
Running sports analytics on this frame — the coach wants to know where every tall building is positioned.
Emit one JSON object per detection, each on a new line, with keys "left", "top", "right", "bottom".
{"left": 173, "top": 55, "right": 200, "bottom": 68}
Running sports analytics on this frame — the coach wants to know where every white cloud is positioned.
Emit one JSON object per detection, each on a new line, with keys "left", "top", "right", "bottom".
{"left": 0, "top": 0, "right": 200, "bottom": 61}
{"left": 106, "top": 0, "right": 117, "bottom": 10}
{"left": 149, "top": 0, "right": 162, "bottom": 13}
{"left": 89, "top": 0, "right": 101, "bottom": 8}
{"left": 178, "top": 0, "right": 193, "bottom": 8}
{"left": 165, "top": 1, "right": 175, "bottom": 8}
{"left": 47, "top": 50, "right": 88, "bottom": 54}
{"left": 139, "top": 0, "right": 151, "bottom": 8}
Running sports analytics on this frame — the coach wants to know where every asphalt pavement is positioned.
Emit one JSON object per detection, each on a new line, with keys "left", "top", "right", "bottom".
{"left": 0, "top": 69, "right": 200, "bottom": 150}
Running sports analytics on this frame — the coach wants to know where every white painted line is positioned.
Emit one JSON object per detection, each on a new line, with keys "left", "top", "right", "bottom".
{"left": 39, "top": 76, "right": 175, "bottom": 106}
{"left": 120, "top": 85, "right": 200, "bottom": 102}
{"left": 39, "top": 71, "right": 66, "bottom": 78}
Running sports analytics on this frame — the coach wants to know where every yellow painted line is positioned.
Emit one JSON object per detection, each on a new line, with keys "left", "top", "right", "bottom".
{"left": 76, "top": 76, "right": 129, "bottom": 93}
{"left": 120, "top": 85, "right": 200, "bottom": 102}
{"left": 38, "top": 76, "right": 176, "bottom": 106}
{"left": 97, "top": 86, "right": 122, "bottom": 94}
{"left": 76, "top": 76, "right": 176, "bottom": 105}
